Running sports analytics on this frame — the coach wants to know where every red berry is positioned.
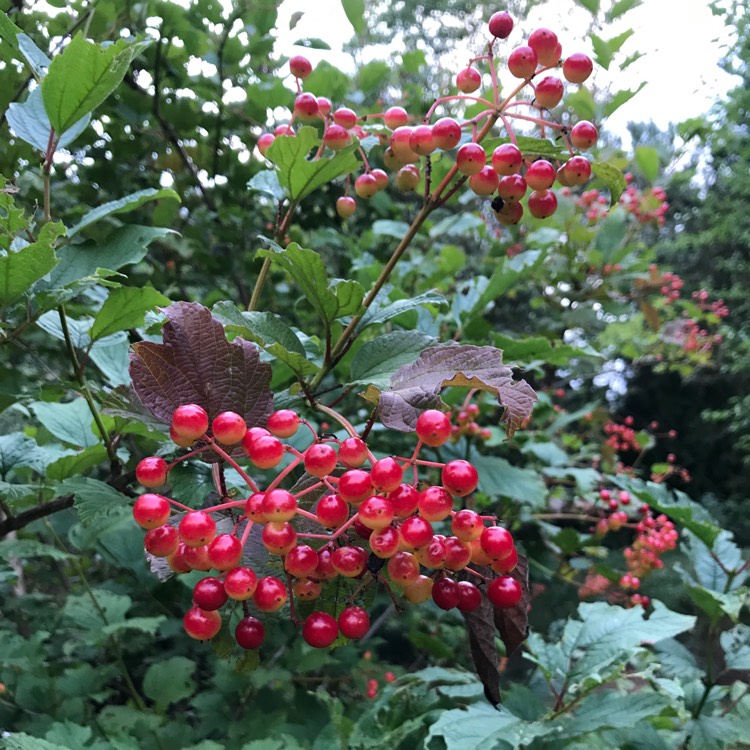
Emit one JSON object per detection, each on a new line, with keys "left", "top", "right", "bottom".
{"left": 369, "top": 525, "right": 400, "bottom": 558}
{"left": 183, "top": 543, "right": 211, "bottom": 571}
{"left": 371, "top": 168, "right": 389, "bottom": 191}
{"left": 317, "top": 96, "right": 332, "bottom": 117}
{"left": 207, "top": 533, "right": 243, "bottom": 570}
{"left": 257, "top": 133, "right": 275, "bottom": 156}
{"left": 442, "top": 460, "right": 479, "bottom": 496}
{"left": 315, "top": 547, "right": 338, "bottom": 581}
{"left": 525, "top": 159, "right": 556, "bottom": 190}
{"left": 267, "top": 409, "right": 300, "bottom": 438}
{"left": 273, "top": 124, "right": 295, "bottom": 137}
{"left": 261, "top": 521, "right": 297, "bottom": 555}
{"left": 456, "top": 142, "right": 486, "bottom": 175}
{"left": 528, "top": 28, "right": 559, "bottom": 67}
{"left": 246, "top": 434, "right": 284, "bottom": 469}
{"left": 491, "top": 143, "right": 523, "bottom": 175}
{"left": 167, "top": 543, "right": 192, "bottom": 574}
{"left": 289, "top": 54, "right": 312, "bottom": 79}
{"left": 399, "top": 515, "right": 434, "bottom": 549}
{"left": 508, "top": 46, "right": 538, "bottom": 79}
{"left": 316, "top": 494, "right": 350, "bottom": 528}
{"left": 294, "top": 93, "right": 319, "bottom": 121}
{"left": 416, "top": 409, "right": 452, "bottom": 447}
{"left": 563, "top": 53, "right": 593, "bottom": 83}
{"left": 193, "top": 576, "right": 228, "bottom": 610}
{"left": 384, "top": 106, "right": 408, "bottom": 129}
{"left": 418, "top": 485, "right": 454, "bottom": 522}
{"left": 235, "top": 616, "right": 265, "bottom": 649}
{"left": 245, "top": 492, "right": 267, "bottom": 523}
{"left": 172, "top": 404, "right": 208, "bottom": 441}
{"left": 387, "top": 484, "right": 420, "bottom": 518}
{"left": 183, "top": 606, "right": 221, "bottom": 640}
{"left": 432, "top": 117, "right": 462, "bottom": 150}
{"left": 488, "top": 11, "right": 513, "bottom": 39}
{"left": 224, "top": 566, "right": 258, "bottom": 600}
{"left": 370, "top": 457, "right": 404, "bottom": 493}
{"left": 338, "top": 469, "right": 373, "bottom": 504}
{"left": 302, "top": 611, "right": 339, "bottom": 648}
{"left": 456, "top": 67, "right": 481, "bottom": 93}
{"left": 390, "top": 126, "right": 420, "bottom": 163}
{"left": 444, "top": 536, "right": 472, "bottom": 570}
{"left": 451, "top": 509, "right": 484, "bottom": 542}
{"left": 293, "top": 577, "right": 322, "bottom": 600}
{"left": 304, "top": 443, "right": 338, "bottom": 477}
{"left": 261, "top": 488, "right": 297, "bottom": 523}
{"left": 354, "top": 173, "right": 379, "bottom": 199}
{"left": 487, "top": 576, "right": 523, "bottom": 608}
{"left": 562, "top": 155, "right": 592, "bottom": 186}
{"left": 331, "top": 545, "right": 367, "bottom": 577}
{"left": 324, "top": 124, "right": 351, "bottom": 151}
{"left": 133, "top": 493, "right": 171, "bottom": 529}
{"left": 285, "top": 544, "right": 319, "bottom": 577}
{"left": 409, "top": 124, "right": 436, "bottom": 155}
{"left": 333, "top": 107, "right": 358, "bottom": 129}
{"left": 253, "top": 576, "right": 287, "bottom": 612}
{"left": 136, "top": 456, "right": 169, "bottom": 488}
{"left": 498, "top": 174, "right": 528, "bottom": 202}
{"left": 432, "top": 577, "right": 460, "bottom": 610}
{"left": 144, "top": 524, "right": 178, "bottom": 557}
{"left": 179, "top": 510, "right": 216, "bottom": 547}
{"left": 570, "top": 120, "right": 598, "bottom": 149}
{"left": 414, "top": 536, "right": 447, "bottom": 568}
{"left": 469, "top": 166, "right": 500, "bottom": 196}
{"left": 528, "top": 189, "right": 558, "bottom": 218}
{"left": 456, "top": 580, "right": 482, "bottom": 612}
{"left": 336, "top": 196, "right": 357, "bottom": 218}
{"left": 211, "top": 411, "right": 247, "bottom": 445}
{"left": 404, "top": 574, "right": 433, "bottom": 603}
{"left": 358, "top": 496, "right": 396, "bottom": 530}
{"left": 535, "top": 75, "right": 564, "bottom": 108}
{"left": 491, "top": 546, "right": 518, "bottom": 574}
{"left": 386, "top": 551, "right": 420, "bottom": 585}
{"left": 338, "top": 606, "right": 370, "bottom": 639}
{"left": 338, "top": 437, "right": 368, "bottom": 467}
{"left": 480, "top": 526, "right": 515, "bottom": 560}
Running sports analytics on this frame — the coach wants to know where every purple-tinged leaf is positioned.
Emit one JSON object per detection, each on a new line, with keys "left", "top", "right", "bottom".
{"left": 369, "top": 344, "right": 536, "bottom": 437}
{"left": 129, "top": 302, "right": 272, "bottom": 431}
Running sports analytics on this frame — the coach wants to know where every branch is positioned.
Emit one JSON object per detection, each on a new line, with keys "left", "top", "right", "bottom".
{"left": 0, "top": 496, "right": 74, "bottom": 537}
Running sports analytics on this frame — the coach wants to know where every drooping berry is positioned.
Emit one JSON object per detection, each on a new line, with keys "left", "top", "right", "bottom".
{"left": 183, "top": 606, "right": 221, "bottom": 640}
{"left": 432, "top": 117, "right": 462, "bottom": 150}
{"left": 488, "top": 11, "right": 513, "bottom": 39}
{"left": 487, "top": 576, "right": 523, "bottom": 608}
{"left": 562, "top": 53, "right": 593, "bottom": 83}
{"left": 432, "top": 577, "right": 460, "bottom": 610}
{"left": 442, "top": 460, "right": 479, "bottom": 496}
{"left": 456, "top": 67, "right": 482, "bottom": 93}
{"left": 456, "top": 580, "right": 482, "bottom": 612}
{"left": 491, "top": 143, "right": 523, "bottom": 175}
{"left": 289, "top": 54, "right": 312, "bottom": 79}
{"left": 133, "top": 493, "right": 171, "bottom": 529}
{"left": 302, "top": 611, "right": 339, "bottom": 648}
{"left": 415, "top": 409, "right": 452, "bottom": 447}
{"left": 456, "top": 142, "right": 487, "bottom": 175}
{"left": 508, "top": 46, "right": 538, "bottom": 79}
{"left": 136, "top": 456, "right": 169, "bottom": 488}
{"left": 336, "top": 196, "right": 357, "bottom": 219}
{"left": 193, "top": 577, "right": 228, "bottom": 611}
{"left": 304, "top": 443, "right": 338, "bottom": 477}
{"left": 171, "top": 404, "right": 209, "bottom": 441}
{"left": 211, "top": 411, "right": 247, "bottom": 445}
{"left": 528, "top": 189, "right": 558, "bottom": 218}
{"left": 235, "top": 616, "right": 265, "bottom": 649}
{"left": 384, "top": 106, "right": 408, "bottom": 129}
{"left": 338, "top": 437, "right": 368, "bottom": 467}
{"left": 338, "top": 606, "right": 370, "bottom": 639}
{"left": 267, "top": 409, "right": 300, "bottom": 438}
{"left": 179, "top": 510, "right": 217, "bottom": 547}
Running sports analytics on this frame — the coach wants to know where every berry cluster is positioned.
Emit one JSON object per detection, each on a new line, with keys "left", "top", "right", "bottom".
{"left": 692, "top": 290, "right": 729, "bottom": 319}
{"left": 619, "top": 182, "right": 668, "bottom": 225}
{"left": 449, "top": 402, "right": 492, "bottom": 442}
{"left": 603, "top": 420, "right": 641, "bottom": 453}
{"left": 587, "top": 492, "right": 678, "bottom": 608}
{"left": 258, "top": 12, "right": 599, "bottom": 224}
{"left": 133, "top": 405, "right": 523, "bottom": 651}
{"left": 659, "top": 270, "right": 684, "bottom": 304}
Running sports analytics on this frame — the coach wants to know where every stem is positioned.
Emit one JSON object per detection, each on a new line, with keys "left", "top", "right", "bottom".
{"left": 248, "top": 199, "right": 299, "bottom": 311}
{"left": 58, "top": 306, "right": 119, "bottom": 466}
{"left": 206, "top": 440, "right": 259, "bottom": 493}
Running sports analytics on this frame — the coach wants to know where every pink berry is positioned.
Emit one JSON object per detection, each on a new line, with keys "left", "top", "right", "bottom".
{"left": 528, "top": 28, "right": 559, "bottom": 67}
{"left": 570, "top": 120, "right": 598, "bottom": 149}
{"left": 135, "top": 457, "right": 169, "bottom": 488}
{"left": 289, "top": 55, "right": 312, "bottom": 79}
{"left": 257, "top": 133, "right": 275, "bottom": 156}
{"left": 415, "top": 409, "right": 452, "bottom": 447}
{"left": 492, "top": 143, "right": 523, "bottom": 175}
{"left": 267, "top": 409, "right": 300, "bottom": 438}
{"left": 354, "top": 173, "right": 378, "bottom": 199}
{"left": 525, "top": 159, "right": 556, "bottom": 190}
{"left": 333, "top": 107, "right": 358, "bottom": 129}
{"left": 528, "top": 189, "right": 558, "bottom": 218}
{"left": 535, "top": 75, "right": 564, "bottom": 108}
{"left": 456, "top": 67, "right": 481, "bottom": 93}
{"left": 470, "top": 166, "right": 499, "bottom": 196}
{"left": 384, "top": 106, "right": 408, "bottom": 129}
{"left": 409, "top": 124, "right": 436, "bottom": 155}
{"left": 498, "top": 174, "right": 527, "bottom": 202}
{"left": 179, "top": 510, "right": 216, "bottom": 547}
{"left": 171, "top": 404, "right": 208, "bottom": 441}
{"left": 323, "top": 124, "right": 351, "bottom": 151}
{"left": 336, "top": 196, "right": 357, "bottom": 218}
{"left": 338, "top": 437, "right": 368, "bottom": 467}
{"left": 390, "top": 126, "right": 419, "bottom": 163}
{"left": 302, "top": 611, "right": 339, "bottom": 648}
{"left": 395, "top": 164, "right": 420, "bottom": 191}
{"left": 293, "top": 93, "right": 319, "bottom": 122}
{"left": 488, "top": 11, "right": 513, "bottom": 39}
{"left": 183, "top": 606, "right": 221, "bottom": 640}
{"left": 432, "top": 117, "right": 462, "bottom": 150}
{"left": 508, "top": 45, "right": 538, "bottom": 79}
{"left": 211, "top": 411, "right": 247, "bottom": 445}
{"left": 563, "top": 53, "right": 593, "bottom": 83}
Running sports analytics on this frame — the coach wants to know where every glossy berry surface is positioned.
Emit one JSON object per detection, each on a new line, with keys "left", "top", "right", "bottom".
{"left": 171, "top": 404, "right": 208, "bottom": 441}
{"left": 133, "top": 494, "right": 171, "bottom": 529}
{"left": 338, "top": 606, "right": 370, "bottom": 639}
{"left": 456, "top": 67, "right": 481, "bottom": 93}
{"left": 211, "top": 411, "right": 247, "bottom": 444}
{"left": 302, "top": 611, "right": 339, "bottom": 648}
{"left": 442, "top": 460, "right": 479, "bottom": 496}
{"left": 416, "top": 409, "right": 452, "bottom": 447}
{"left": 135, "top": 456, "right": 169, "bottom": 488}
{"left": 183, "top": 606, "right": 221, "bottom": 640}
{"left": 235, "top": 616, "right": 265, "bottom": 649}
{"left": 432, "top": 577, "right": 460, "bottom": 610}
{"left": 488, "top": 11, "right": 513, "bottom": 39}
{"left": 487, "top": 576, "right": 523, "bottom": 608}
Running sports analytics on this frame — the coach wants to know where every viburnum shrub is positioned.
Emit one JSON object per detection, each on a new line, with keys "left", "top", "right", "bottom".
{"left": 131, "top": 364, "right": 526, "bottom": 651}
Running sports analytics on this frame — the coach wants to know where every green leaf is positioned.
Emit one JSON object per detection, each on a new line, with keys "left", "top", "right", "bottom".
{"left": 577, "top": 0, "right": 600, "bottom": 13}
{"left": 42, "top": 34, "right": 150, "bottom": 134}
{"left": 2, "top": 734, "right": 72, "bottom": 750}
{"left": 565, "top": 87, "right": 597, "bottom": 121}
{"left": 0, "top": 432, "right": 38, "bottom": 475}
{"left": 556, "top": 690, "right": 670, "bottom": 739}
{"left": 493, "top": 333, "right": 600, "bottom": 367}
{"left": 350, "top": 331, "right": 436, "bottom": 389}
{"left": 372, "top": 220, "right": 411, "bottom": 238}
{"left": 603, "top": 82, "right": 647, "bottom": 117}
{"left": 591, "top": 29, "right": 633, "bottom": 70}
{"left": 0, "top": 12, "right": 22, "bottom": 58}
{"left": 635, "top": 145, "right": 660, "bottom": 183}
{"left": 68, "top": 187, "right": 180, "bottom": 237}
{"left": 687, "top": 584, "right": 747, "bottom": 622}
{"left": 0, "top": 221, "right": 64, "bottom": 307}
{"left": 213, "top": 302, "right": 305, "bottom": 355}
{"left": 247, "top": 169, "right": 285, "bottom": 201}
{"left": 721, "top": 624, "right": 750, "bottom": 670}
{"left": 31, "top": 398, "right": 100, "bottom": 448}
{"left": 7, "top": 87, "right": 90, "bottom": 153}
{"left": 425, "top": 702, "right": 520, "bottom": 749}
{"left": 47, "top": 225, "right": 173, "bottom": 289}
{"left": 90, "top": 286, "right": 169, "bottom": 340}
{"left": 0, "top": 539, "right": 74, "bottom": 561}
{"left": 101, "top": 616, "right": 166, "bottom": 637}
{"left": 45, "top": 444, "right": 110, "bottom": 482}
{"left": 341, "top": 0, "right": 366, "bottom": 34}
{"left": 476, "top": 250, "right": 545, "bottom": 311}
{"left": 483, "top": 135, "right": 567, "bottom": 160}
{"left": 472, "top": 453, "right": 547, "bottom": 507}
{"left": 17, "top": 33, "right": 52, "bottom": 78}
{"left": 257, "top": 241, "right": 364, "bottom": 325}
{"left": 591, "top": 162, "right": 627, "bottom": 205}
{"left": 607, "top": 0, "right": 643, "bottom": 21}
{"left": 358, "top": 290, "right": 447, "bottom": 329}
{"left": 143, "top": 656, "right": 196, "bottom": 707}
{"left": 292, "top": 37, "right": 332, "bottom": 50}
{"left": 265, "top": 126, "right": 360, "bottom": 201}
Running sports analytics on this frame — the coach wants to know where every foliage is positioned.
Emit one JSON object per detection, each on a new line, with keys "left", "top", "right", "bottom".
{"left": 0, "top": 1, "right": 748, "bottom": 749}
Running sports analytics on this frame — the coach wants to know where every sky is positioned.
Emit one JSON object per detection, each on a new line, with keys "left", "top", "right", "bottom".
{"left": 273, "top": 0, "right": 738, "bottom": 145}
